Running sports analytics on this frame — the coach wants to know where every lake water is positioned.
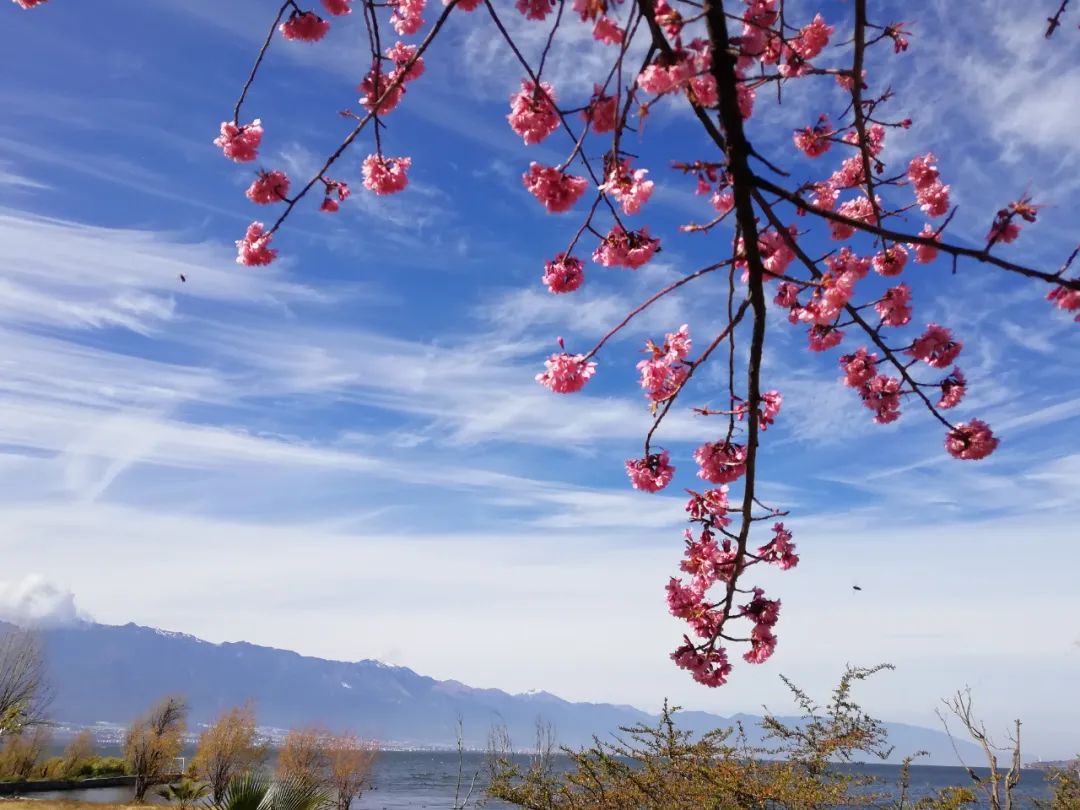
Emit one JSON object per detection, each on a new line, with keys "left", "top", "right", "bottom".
{"left": 23, "top": 752, "right": 1056, "bottom": 808}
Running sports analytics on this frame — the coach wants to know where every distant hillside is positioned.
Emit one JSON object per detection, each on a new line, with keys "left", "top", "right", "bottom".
{"left": 0, "top": 619, "right": 977, "bottom": 763}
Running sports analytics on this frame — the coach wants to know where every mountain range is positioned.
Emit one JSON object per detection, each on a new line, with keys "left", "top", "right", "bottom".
{"left": 1, "top": 619, "right": 976, "bottom": 763}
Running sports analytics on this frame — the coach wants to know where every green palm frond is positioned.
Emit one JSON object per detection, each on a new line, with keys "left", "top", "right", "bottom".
{"left": 265, "top": 777, "right": 328, "bottom": 810}
{"left": 158, "top": 778, "right": 211, "bottom": 808}
{"left": 210, "top": 772, "right": 327, "bottom": 810}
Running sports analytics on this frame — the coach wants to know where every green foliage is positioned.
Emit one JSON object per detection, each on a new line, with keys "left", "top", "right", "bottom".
{"left": 913, "top": 786, "right": 978, "bottom": 809}
{"left": 157, "top": 777, "right": 211, "bottom": 810}
{"left": 77, "top": 755, "right": 129, "bottom": 777}
{"left": 487, "top": 664, "right": 1006, "bottom": 810}
{"left": 1034, "top": 761, "right": 1080, "bottom": 810}
{"left": 211, "top": 771, "right": 330, "bottom": 810}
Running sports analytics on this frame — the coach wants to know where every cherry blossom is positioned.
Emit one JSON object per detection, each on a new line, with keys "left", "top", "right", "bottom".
{"left": 592, "top": 225, "right": 660, "bottom": 268}
{"left": 523, "top": 163, "right": 588, "bottom": 213}
{"left": 625, "top": 451, "right": 675, "bottom": 492}
{"left": 508, "top": 81, "right": 560, "bottom": 145}
{"left": 319, "top": 178, "right": 350, "bottom": 213}
{"left": 279, "top": 11, "right": 330, "bottom": 41}
{"left": 582, "top": 87, "right": 618, "bottom": 133}
{"left": 743, "top": 624, "right": 778, "bottom": 664}
{"left": 542, "top": 253, "right": 585, "bottom": 294}
{"left": 876, "top": 284, "right": 912, "bottom": 327}
{"left": 245, "top": 170, "right": 290, "bottom": 205}
{"left": 830, "top": 196, "right": 877, "bottom": 240}
{"left": 214, "top": 119, "right": 263, "bottom": 163}
{"left": 742, "top": 588, "right": 781, "bottom": 627}
{"left": 235, "top": 222, "right": 277, "bottom": 267}
{"left": 536, "top": 349, "right": 597, "bottom": 393}
{"left": 1047, "top": 281, "right": 1080, "bottom": 321}
{"left": 322, "top": 0, "right": 353, "bottom": 14}
{"left": 515, "top": 0, "right": 554, "bottom": 19}
{"left": 671, "top": 642, "right": 731, "bottom": 687}
{"left": 389, "top": 0, "right": 425, "bottom": 34}
{"left": 913, "top": 224, "right": 940, "bottom": 264}
{"left": 686, "top": 487, "right": 731, "bottom": 526}
{"left": 358, "top": 66, "right": 404, "bottom": 114}
{"left": 808, "top": 324, "right": 844, "bottom": 352}
{"left": 758, "top": 523, "right": 799, "bottom": 570}
{"left": 908, "top": 324, "right": 962, "bottom": 368}
{"left": 790, "top": 13, "right": 833, "bottom": 59}
{"left": 872, "top": 244, "right": 909, "bottom": 277}
{"left": 386, "top": 41, "right": 425, "bottom": 80}
{"left": 938, "top": 367, "right": 966, "bottom": 409}
{"left": 601, "top": 160, "right": 654, "bottom": 215}
{"left": 861, "top": 374, "right": 902, "bottom": 424}
{"left": 12, "top": 0, "right": 47, "bottom": 7}
{"left": 362, "top": 154, "right": 411, "bottom": 195}
{"left": 793, "top": 115, "right": 833, "bottom": 158}
{"left": 593, "top": 16, "right": 624, "bottom": 44}
{"left": 693, "top": 441, "right": 747, "bottom": 484}
{"left": 945, "top": 419, "right": 999, "bottom": 460}
{"left": 840, "top": 348, "right": 879, "bottom": 388}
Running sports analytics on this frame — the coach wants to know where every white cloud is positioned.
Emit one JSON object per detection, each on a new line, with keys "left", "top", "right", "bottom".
{"left": 0, "top": 575, "right": 86, "bottom": 627}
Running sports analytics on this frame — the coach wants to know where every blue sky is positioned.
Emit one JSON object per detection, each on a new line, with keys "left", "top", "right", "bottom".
{"left": 1, "top": 0, "right": 1078, "bottom": 757}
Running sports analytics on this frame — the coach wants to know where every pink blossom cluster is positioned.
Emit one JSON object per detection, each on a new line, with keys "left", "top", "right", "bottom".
{"left": 535, "top": 347, "right": 597, "bottom": 393}
{"left": 601, "top": 160, "right": 655, "bottom": 216}
{"left": 872, "top": 244, "right": 908, "bottom": 277}
{"left": 793, "top": 115, "right": 833, "bottom": 158}
{"left": 757, "top": 522, "right": 799, "bottom": 570}
{"left": 362, "top": 155, "right": 411, "bottom": 195}
{"left": 389, "top": 0, "right": 425, "bottom": 34}
{"left": 830, "top": 196, "right": 877, "bottom": 240}
{"left": 987, "top": 198, "right": 1040, "bottom": 245}
{"left": 279, "top": 11, "right": 331, "bottom": 41}
{"left": 875, "top": 283, "right": 912, "bottom": 327}
{"left": 235, "top": 222, "right": 277, "bottom": 267}
{"left": 637, "top": 40, "right": 718, "bottom": 109}
{"left": 668, "top": 507, "right": 797, "bottom": 682}
{"left": 734, "top": 390, "right": 783, "bottom": 429}
{"left": 938, "top": 367, "right": 966, "bottom": 409}
{"left": 592, "top": 225, "right": 660, "bottom": 268}
{"left": 542, "top": 253, "right": 585, "bottom": 294}
{"left": 737, "top": 2, "right": 833, "bottom": 79}
{"left": 775, "top": 248, "right": 870, "bottom": 327}
{"left": 913, "top": 224, "right": 940, "bottom": 264}
{"left": 1047, "top": 281, "right": 1080, "bottom": 321}
{"left": 214, "top": 119, "right": 263, "bottom": 163}
{"left": 319, "top": 178, "right": 351, "bottom": 213}
{"left": 908, "top": 324, "right": 962, "bottom": 368}
{"left": 593, "top": 16, "right": 624, "bottom": 44}
{"left": 516, "top": 0, "right": 554, "bottom": 20}
{"left": 359, "top": 42, "right": 424, "bottom": 116}
{"left": 523, "top": 163, "right": 588, "bottom": 213}
{"left": 12, "top": 0, "right": 47, "bottom": 8}
{"left": 637, "top": 324, "right": 691, "bottom": 402}
{"left": 671, "top": 642, "right": 732, "bottom": 687}
{"left": 507, "top": 81, "right": 560, "bottom": 145}
{"left": 693, "top": 440, "right": 747, "bottom": 484}
{"left": 245, "top": 170, "right": 290, "bottom": 205}
{"left": 908, "top": 153, "right": 950, "bottom": 217}
{"left": 625, "top": 451, "right": 675, "bottom": 492}
{"left": 582, "top": 85, "right": 618, "bottom": 133}
{"left": 322, "top": 0, "right": 353, "bottom": 15}
{"left": 945, "top": 419, "right": 999, "bottom": 460}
